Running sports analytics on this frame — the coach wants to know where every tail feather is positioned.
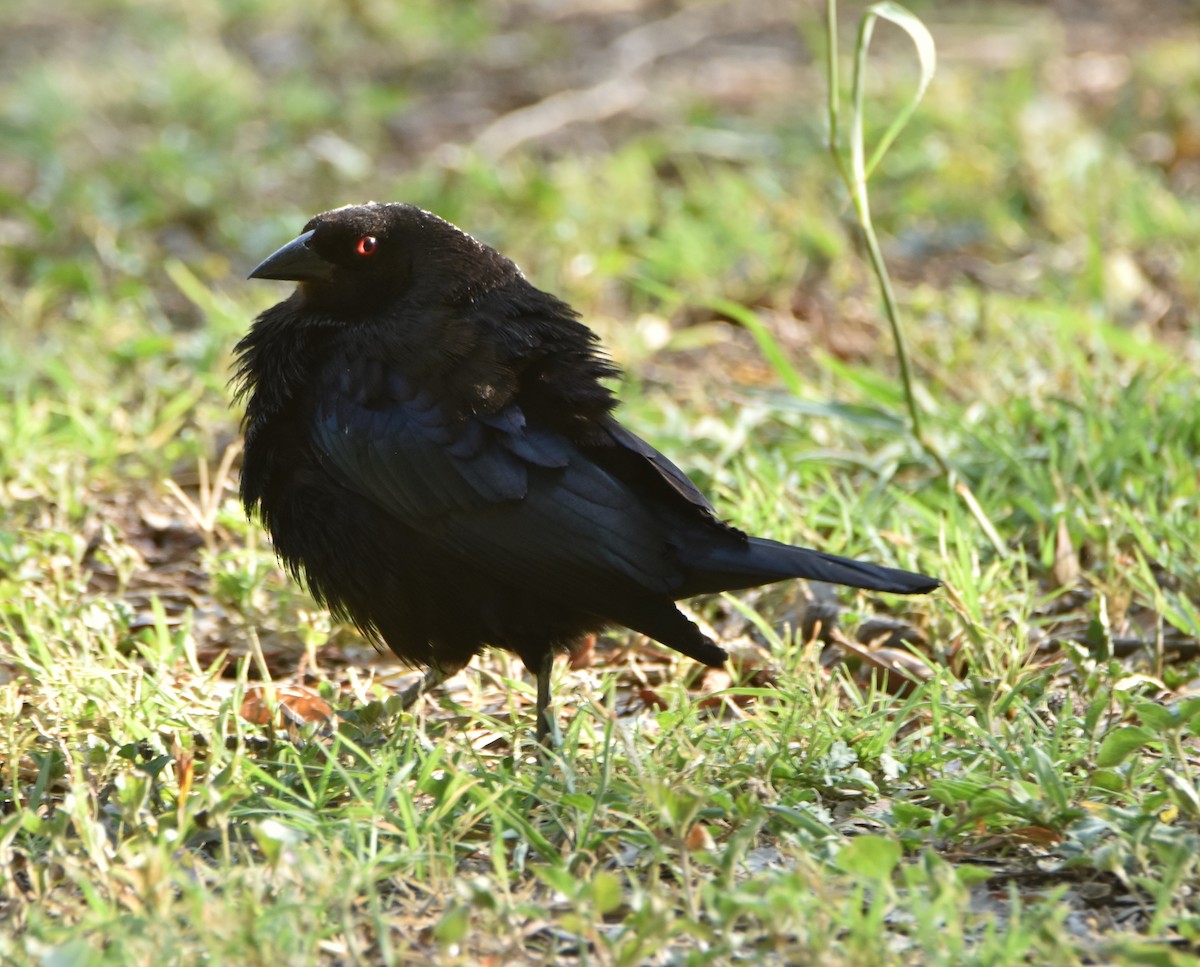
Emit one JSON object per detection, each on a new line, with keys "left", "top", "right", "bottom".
{"left": 610, "top": 599, "right": 729, "bottom": 667}
{"left": 680, "top": 536, "right": 939, "bottom": 597}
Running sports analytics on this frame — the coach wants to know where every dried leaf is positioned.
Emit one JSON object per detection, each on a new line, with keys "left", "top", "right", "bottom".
{"left": 685, "top": 822, "right": 715, "bottom": 852}
{"left": 838, "top": 634, "right": 934, "bottom": 696}
{"left": 1052, "top": 517, "right": 1081, "bottom": 588}
{"left": 857, "top": 616, "right": 929, "bottom": 651}
{"left": 1008, "top": 825, "right": 1063, "bottom": 846}
{"left": 240, "top": 684, "right": 334, "bottom": 729}
{"left": 567, "top": 633, "right": 596, "bottom": 670}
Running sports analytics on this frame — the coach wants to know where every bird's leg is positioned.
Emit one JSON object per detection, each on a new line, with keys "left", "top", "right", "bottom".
{"left": 534, "top": 652, "right": 556, "bottom": 746}
{"left": 396, "top": 664, "right": 448, "bottom": 712}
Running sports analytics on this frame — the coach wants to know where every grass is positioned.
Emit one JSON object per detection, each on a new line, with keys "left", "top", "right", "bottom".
{"left": 3, "top": 0, "right": 1200, "bottom": 963}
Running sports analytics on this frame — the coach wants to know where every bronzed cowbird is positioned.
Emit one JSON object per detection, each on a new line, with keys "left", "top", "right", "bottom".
{"left": 236, "top": 203, "right": 938, "bottom": 742}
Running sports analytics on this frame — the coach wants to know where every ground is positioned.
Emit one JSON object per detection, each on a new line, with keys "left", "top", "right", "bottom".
{"left": 2, "top": 0, "right": 1199, "bottom": 963}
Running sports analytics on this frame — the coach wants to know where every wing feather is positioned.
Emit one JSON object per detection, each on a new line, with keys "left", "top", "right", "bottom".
{"left": 311, "top": 384, "right": 683, "bottom": 603}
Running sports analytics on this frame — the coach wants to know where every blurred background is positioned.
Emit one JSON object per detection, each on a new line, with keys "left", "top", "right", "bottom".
{"left": 2, "top": 0, "right": 1200, "bottom": 410}
{"left": 3, "top": 0, "right": 1199, "bottom": 668}
{"left": 5, "top": 0, "right": 1198, "bottom": 392}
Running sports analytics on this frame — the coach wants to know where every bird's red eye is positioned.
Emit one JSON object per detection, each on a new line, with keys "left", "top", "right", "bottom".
{"left": 356, "top": 235, "right": 378, "bottom": 257}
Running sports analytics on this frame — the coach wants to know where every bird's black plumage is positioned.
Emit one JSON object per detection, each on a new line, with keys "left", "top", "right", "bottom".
{"left": 235, "top": 203, "right": 939, "bottom": 740}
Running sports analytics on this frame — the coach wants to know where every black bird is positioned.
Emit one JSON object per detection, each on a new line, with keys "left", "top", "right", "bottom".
{"left": 235, "top": 203, "right": 938, "bottom": 742}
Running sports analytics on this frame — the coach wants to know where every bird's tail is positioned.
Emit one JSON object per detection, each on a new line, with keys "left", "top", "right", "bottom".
{"left": 681, "top": 536, "right": 939, "bottom": 597}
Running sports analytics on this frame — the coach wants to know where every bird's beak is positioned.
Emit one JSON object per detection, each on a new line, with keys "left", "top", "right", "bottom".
{"left": 248, "top": 230, "right": 334, "bottom": 282}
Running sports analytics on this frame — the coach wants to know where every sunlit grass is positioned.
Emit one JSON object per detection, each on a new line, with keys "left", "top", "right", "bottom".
{"left": 2, "top": 0, "right": 1200, "bottom": 963}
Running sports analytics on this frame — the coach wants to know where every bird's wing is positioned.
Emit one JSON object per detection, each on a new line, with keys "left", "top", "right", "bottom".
{"left": 596, "top": 417, "right": 722, "bottom": 518}
{"left": 311, "top": 375, "right": 683, "bottom": 599}
{"left": 313, "top": 375, "right": 567, "bottom": 518}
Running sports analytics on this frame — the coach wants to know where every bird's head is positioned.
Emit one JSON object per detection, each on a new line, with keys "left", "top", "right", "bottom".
{"left": 249, "top": 202, "right": 516, "bottom": 315}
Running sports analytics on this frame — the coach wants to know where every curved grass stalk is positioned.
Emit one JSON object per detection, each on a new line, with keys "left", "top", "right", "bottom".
{"left": 824, "top": 3, "right": 1010, "bottom": 556}
{"left": 824, "top": 0, "right": 944, "bottom": 475}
